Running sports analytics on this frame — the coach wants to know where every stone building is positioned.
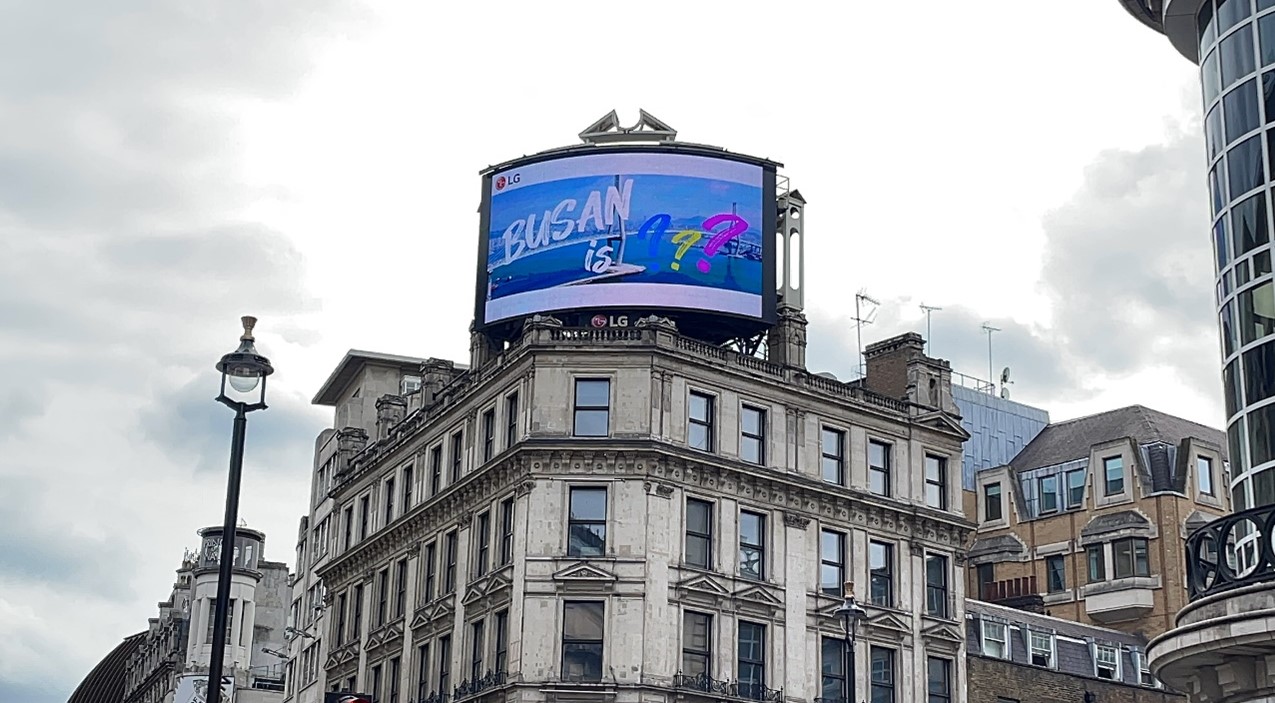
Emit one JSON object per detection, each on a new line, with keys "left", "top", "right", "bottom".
{"left": 964, "top": 406, "right": 1229, "bottom": 639}
{"left": 282, "top": 317, "right": 975, "bottom": 703}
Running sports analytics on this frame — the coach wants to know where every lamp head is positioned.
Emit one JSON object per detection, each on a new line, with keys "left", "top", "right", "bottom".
{"left": 216, "top": 316, "right": 273, "bottom": 406}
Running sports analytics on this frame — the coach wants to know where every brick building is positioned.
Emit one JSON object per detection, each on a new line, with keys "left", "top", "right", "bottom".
{"left": 964, "top": 406, "right": 1228, "bottom": 639}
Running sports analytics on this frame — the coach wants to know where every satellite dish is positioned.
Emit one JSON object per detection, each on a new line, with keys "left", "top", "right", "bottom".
{"left": 1000, "top": 387, "right": 1011, "bottom": 400}
{"left": 1000, "top": 367, "right": 1012, "bottom": 384}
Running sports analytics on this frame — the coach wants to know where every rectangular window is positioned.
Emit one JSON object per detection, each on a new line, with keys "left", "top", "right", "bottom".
{"left": 562, "top": 601, "right": 604, "bottom": 682}
{"left": 352, "top": 585, "right": 363, "bottom": 639}
{"left": 869, "top": 440, "right": 892, "bottom": 496}
{"left": 1135, "top": 650, "right": 1157, "bottom": 687}
{"left": 870, "top": 646, "right": 895, "bottom": 703}
{"left": 1046, "top": 555, "right": 1066, "bottom": 593}
{"left": 821, "top": 427, "right": 845, "bottom": 485}
{"left": 926, "top": 657, "right": 951, "bottom": 703}
{"left": 443, "top": 531, "right": 458, "bottom": 594}
{"left": 869, "top": 541, "right": 893, "bottom": 607}
{"left": 1039, "top": 475, "right": 1058, "bottom": 513}
{"left": 343, "top": 506, "right": 354, "bottom": 550}
{"left": 820, "top": 529, "right": 846, "bottom": 596}
{"left": 739, "top": 511, "right": 766, "bottom": 581}
{"left": 430, "top": 445, "right": 442, "bottom": 495}
{"left": 474, "top": 511, "right": 491, "bottom": 578}
{"left": 984, "top": 483, "right": 1002, "bottom": 521}
{"left": 423, "top": 542, "right": 437, "bottom": 602}
{"left": 395, "top": 558, "right": 408, "bottom": 618}
{"left": 685, "top": 498, "right": 713, "bottom": 569}
{"left": 482, "top": 408, "right": 496, "bottom": 462}
{"left": 385, "top": 476, "right": 396, "bottom": 524}
{"left": 403, "top": 465, "right": 414, "bottom": 511}
{"left": 568, "top": 486, "right": 607, "bottom": 557}
{"left": 389, "top": 657, "right": 401, "bottom": 703}
{"left": 737, "top": 621, "right": 767, "bottom": 698}
{"left": 415, "top": 643, "right": 429, "bottom": 702}
{"left": 495, "top": 610, "right": 509, "bottom": 674}
{"left": 205, "top": 599, "right": 234, "bottom": 643}
{"left": 376, "top": 567, "right": 389, "bottom": 626}
{"left": 682, "top": 611, "right": 713, "bottom": 677}
{"left": 924, "top": 455, "right": 947, "bottom": 509}
{"left": 1103, "top": 456, "right": 1124, "bottom": 495}
{"left": 688, "top": 391, "right": 715, "bottom": 452}
{"left": 335, "top": 593, "right": 347, "bottom": 645}
{"left": 1087, "top": 545, "right": 1106, "bottom": 583}
{"left": 981, "top": 620, "right": 1008, "bottom": 659}
{"left": 925, "top": 554, "right": 949, "bottom": 618}
{"left": 450, "top": 431, "right": 464, "bottom": 482}
{"left": 1095, "top": 644, "right": 1119, "bottom": 679}
{"left": 438, "top": 635, "right": 451, "bottom": 697}
{"left": 1113, "top": 538, "right": 1151, "bottom": 578}
{"left": 573, "top": 379, "right": 611, "bottom": 437}
{"left": 820, "top": 637, "right": 846, "bottom": 702}
{"left": 1066, "top": 469, "right": 1086, "bottom": 509}
{"left": 1028, "top": 631, "right": 1055, "bottom": 668}
{"left": 499, "top": 498, "right": 515, "bottom": 566}
{"left": 470, "top": 619, "right": 485, "bottom": 681}
{"left": 370, "top": 664, "right": 381, "bottom": 703}
{"left": 505, "top": 392, "right": 519, "bottom": 448}
{"left": 1199, "top": 456, "right": 1215, "bottom": 495}
{"left": 740, "top": 405, "right": 766, "bottom": 465}
{"left": 360, "top": 495, "right": 370, "bottom": 540}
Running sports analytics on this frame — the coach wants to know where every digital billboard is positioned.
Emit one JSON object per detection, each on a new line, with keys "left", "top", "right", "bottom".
{"left": 476, "top": 149, "right": 776, "bottom": 331}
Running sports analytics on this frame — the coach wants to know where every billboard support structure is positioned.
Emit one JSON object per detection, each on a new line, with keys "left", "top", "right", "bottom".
{"left": 579, "top": 109, "right": 677, "bottom": 144}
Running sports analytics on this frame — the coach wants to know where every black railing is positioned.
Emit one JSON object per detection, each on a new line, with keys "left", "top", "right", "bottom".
{"left": 1186, "top": 504, "right": 1275, "bottom": 600}
{"left": 453, "top": 671, "right": 506, "bottom": 699}
{"left": 673, "top": 673, "right": 782, "bottom": 702}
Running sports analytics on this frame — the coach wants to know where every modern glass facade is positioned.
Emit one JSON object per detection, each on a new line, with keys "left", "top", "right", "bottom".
{"left": 951, "top": 385, "right": 1050, "bottom": 489}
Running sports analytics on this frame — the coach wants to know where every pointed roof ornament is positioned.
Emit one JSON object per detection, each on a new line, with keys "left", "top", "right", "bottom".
{"left": 579, "top": 109, "right": 677, "bottom": 144}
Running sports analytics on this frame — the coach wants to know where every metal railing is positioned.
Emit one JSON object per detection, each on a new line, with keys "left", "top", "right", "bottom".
{"left": 453, "top": 670, "right": 506, "bottom": 699}
{"left": 1186, "top": 503, "right": 1275, "bottom": 600}
{"left": 673, "top": 673, "right": 783, "bottom": 702}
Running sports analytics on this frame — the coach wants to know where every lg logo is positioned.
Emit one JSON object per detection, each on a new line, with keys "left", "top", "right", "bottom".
{"left": 494, "top": 173, "right": 521, "bottom": 191}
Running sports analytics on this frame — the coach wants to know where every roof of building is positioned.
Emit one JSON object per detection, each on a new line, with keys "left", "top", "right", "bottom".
{"left": 312, "top": 349, "right": 432, "bottom": 405}
{"left": 68, "top": 632, "right": 146, "bottom": 703}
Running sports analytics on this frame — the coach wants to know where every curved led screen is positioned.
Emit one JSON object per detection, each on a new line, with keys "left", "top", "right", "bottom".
{"left": 476, "top": 149, "right": 775, "bottom": 329}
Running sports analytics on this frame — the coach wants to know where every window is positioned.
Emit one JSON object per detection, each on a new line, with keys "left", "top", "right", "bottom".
{"left": 422, "top": 542, "right": 437, "bottom": 602}
{"left": 377, "top": 568, "right": 389, "bottom": 626}
{"left": 352, "top": 585, "right": 363, "bottom": 639}
{"left": 926, "top": 657, "right": 951, "bottom": 703}
{"left": 740, "top": 405, "right": 766, "bottom": 465}
{"left": 205, "top": 599, "right": 234, "bottom": 643}
{"left": 343, "top": 506, "right": 354, "bottom": 550}
{"left": 682, "top": 611, "right": 713, "bottom": 677}
{"left": 1046, "top": 555, "right": 1066, "bottom": 593}
{"left": 360, "top": 495, "right": 371, "bottom": 540}
{"left": 395, "top": 558, "right": 408, "bottom": 618}
{"left": 403, "top": 465, "right": 414, "bottom": 511}
{"left": 821, "top": 427, "right": 845, "bottom": 484}
{"left": 573, "top": 379, "right": 611, "bottom": 437}
{"left": 869, "top": 441, "right": 892, "bottom": 496}
{"left": 562, "top": 601, "right": 605, "bottom": 681}
{"left": 981, "top": 620, "right": 1008, "bottom": 659}
{"left": 1039, "top": 475, "right": 1058, "bottom": 513}
{"left": 470, "top": 619, "right": 485, "bottom": 681}
{"left": 505, "top": 392, "right": 519, "bottom": 448}
{"left": 737, "top": 622, "right": 767, "bottom": 698}
{"left": 1134, "top": 650, "right": 1158, "bottom": 687}
{"left": 443, "top": 531, "right": 458, "bottom": 594}
{"left": 385, "top": 476, "right": 396, "bottom": 524}
{"left": 499, "top": 498, "right": 515, "bottom": 566}
{"left": 482, "top": 408, "right": 496, "bottom": 462}
{"left": 870, "top": 646, "right": 895, "bottom": 703}
{"left": 739, "top": 511, "right": 765, "bottom": 581}
{"left": 568, "top": 487, "right": 607, "bottom": 557}
{"left": 925, "top": 554, "right": 949, "bottom": 618}
{"left": 1103, "top": 456, "right": 1124, "bottom": 495}
{"left": 388, "top": 657, "right": 401, "bottom": 703}
{"left": 683, "top": 498, "right": 714, "bottom": 569}
{"left": 820, "top": 637, "right": 846, "bottom": 702}
{"left": 430, "top": 445, "right": 442, "bottom": 495}
{"left": 983, "top": 483, "right": 1002, "bottom": 522}
{"left": 495, "top": 610, "right": 509, "bottom": 673}
{"left": 688, "top": 391, "right": 715, "bottom": 452}
{"left": 1028, "top": 631, "right": 1055, "bottom": 668}
{"left": 1199, "top": 456, "right": 1215, "bottom": 495}
{"left": 820, "top": 529, "right": 846, "bottom": 596}
{"left": 1113, "top": 538, "right": 1151, "bottom": 578}
{"left": 335, "top": 593, "right": 347, "bottom": 645}
{"left": 450, "top": 432, "right": 464, "bottom": 482}
{"left": 1087, "top": 545, "right": 1106, "bottom": 582}
{"left": 474, "top": 511, "right": 491, "bottom": 578}
{"left": 924, "top": 455, "right": 947, "bottom": 509}
{"left": 370, "top": 664, "right": 382, "bottom": 703}
{"left": 438, "top": 635, "right": 451, "bottom": 697}
{"left": 1095, "top": 644, "right": 1120, "bottom": 680}
{"left": 415, "top": 644, "right": 429, "bottom": 702}
{"left": 869, "top": 541, "right": 893, "bottom": 607}
{"left": 1066, "top": 469, "right": 1085, "bottom": 509}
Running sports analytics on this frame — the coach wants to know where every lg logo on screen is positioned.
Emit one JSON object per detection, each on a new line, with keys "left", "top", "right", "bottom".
{"left": 494, "top": 173, "right": 521, "bottom": 191}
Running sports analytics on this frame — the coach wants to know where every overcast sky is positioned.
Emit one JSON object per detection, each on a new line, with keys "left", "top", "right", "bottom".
{"left": 0, "top": 2, "right": 1214, "bottom": 699}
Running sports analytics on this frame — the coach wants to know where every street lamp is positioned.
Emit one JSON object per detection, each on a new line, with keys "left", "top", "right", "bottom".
{"left": 834, "top": 582, "right": 867, "bottom": 703}
{"left": 208, "top": 316, "right": 273, "bottom": 703}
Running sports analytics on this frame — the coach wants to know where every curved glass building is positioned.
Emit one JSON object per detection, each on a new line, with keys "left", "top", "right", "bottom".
{"left": 1121, "top": 0, "right": 1275, "bottom": 513}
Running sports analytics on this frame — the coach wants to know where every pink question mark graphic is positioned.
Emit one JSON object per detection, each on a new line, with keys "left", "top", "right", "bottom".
{"left": 696, "top": 213, "right": 749, "bottom": 273}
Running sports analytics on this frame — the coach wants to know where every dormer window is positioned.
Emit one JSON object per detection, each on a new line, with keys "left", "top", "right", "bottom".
{"left": 1103, "top": 456, "right": 1125, "bottom": 496}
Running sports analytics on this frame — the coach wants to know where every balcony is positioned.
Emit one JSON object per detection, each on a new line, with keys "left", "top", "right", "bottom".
{"left": 1184, "top": 504, "right": 1275, "bottom": 600}
{"left": 674, "top": 673, "right": 783, "bottom": 702}
{"left": 1082, "top": 578, "right": 1157, "bottom": 623}
{"left": 453, "top": 670, "right": 506, "bottom": 700}
{"left": 977, "top": 575, "right": 1044, "bottom": 613}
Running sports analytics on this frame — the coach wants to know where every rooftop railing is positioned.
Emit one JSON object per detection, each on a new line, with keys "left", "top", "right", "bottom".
{"left": 1185, "top": 504, "right": 1275, "bottom": 600}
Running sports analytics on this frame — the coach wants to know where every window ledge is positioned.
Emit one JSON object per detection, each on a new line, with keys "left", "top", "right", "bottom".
{"left": 1042, "top": 590, "right": 1075, "bottom": 605}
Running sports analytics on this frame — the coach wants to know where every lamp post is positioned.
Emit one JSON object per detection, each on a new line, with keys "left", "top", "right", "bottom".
{"left": 834, "top": 583, "right": 867, "bottom": 703}
{"left": 207, "top": 316, "right": 273, "bottom": 703}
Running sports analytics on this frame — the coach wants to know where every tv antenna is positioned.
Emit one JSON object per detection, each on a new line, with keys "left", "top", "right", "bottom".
{"left": 982, "top": 323, "right": 1001, "bottom": 394}
{"left": 853, "top": 290, "right": 880, "bottom": 378}
{"left": 919, "top": 303, "right": 942, "bottom": 354}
